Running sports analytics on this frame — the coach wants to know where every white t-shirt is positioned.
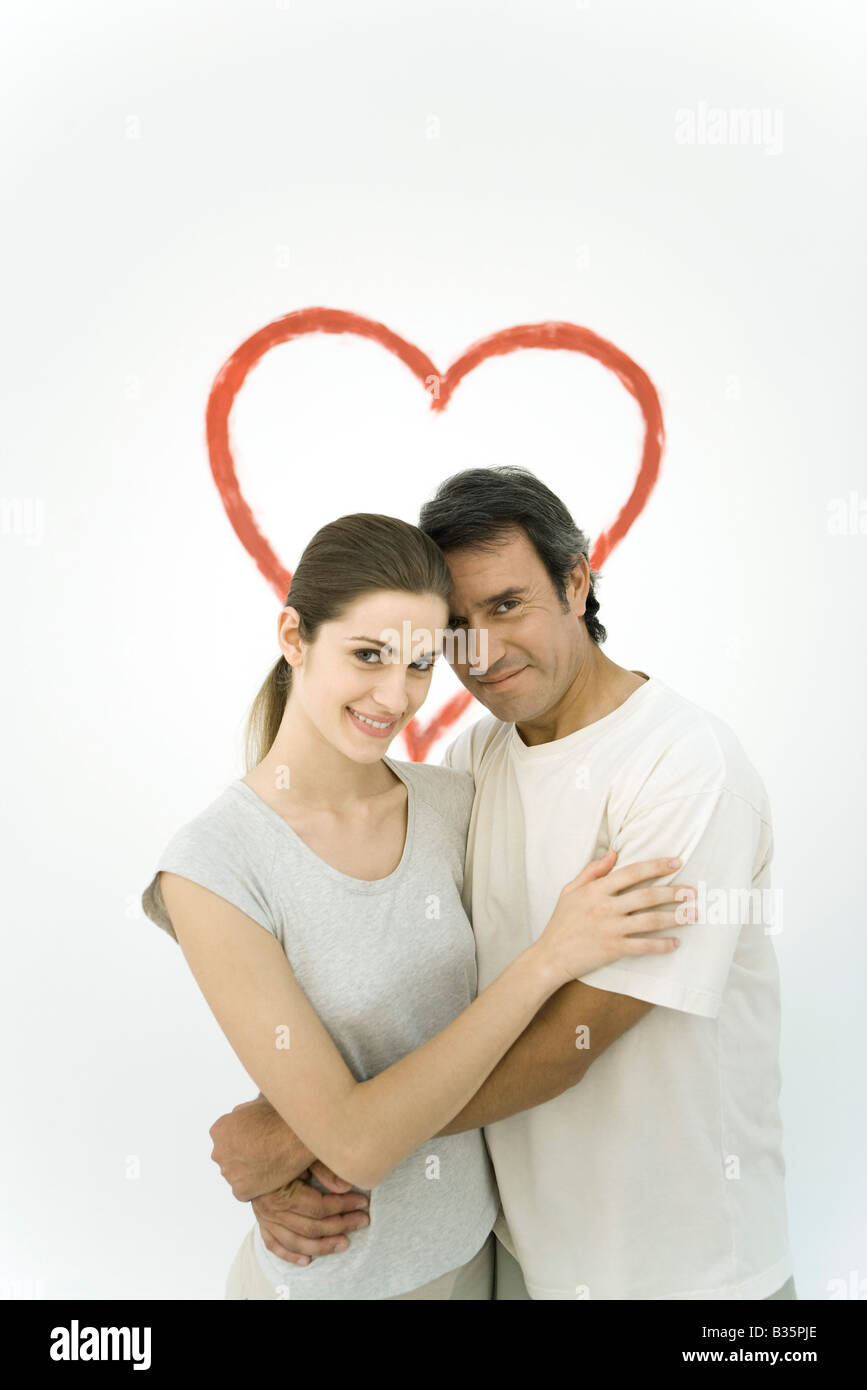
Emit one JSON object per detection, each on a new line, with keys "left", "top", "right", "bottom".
{"left": 442, "top": 675, "right": 793, "bottom": 1299}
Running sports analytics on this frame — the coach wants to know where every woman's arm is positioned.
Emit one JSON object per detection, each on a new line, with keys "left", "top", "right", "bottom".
{"left": 160, "top": 853, "right": 690, "bottom": 1190}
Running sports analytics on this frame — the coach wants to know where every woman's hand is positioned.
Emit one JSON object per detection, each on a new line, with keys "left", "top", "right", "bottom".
{"left": 537, "top": 850, "right": 696, "bottom": 985}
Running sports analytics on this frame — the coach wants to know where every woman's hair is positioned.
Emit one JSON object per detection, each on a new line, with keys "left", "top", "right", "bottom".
{"left": 244, "top": 514, "right": 453, "bottom": 771}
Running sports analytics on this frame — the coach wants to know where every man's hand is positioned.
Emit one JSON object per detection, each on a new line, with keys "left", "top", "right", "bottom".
{"left": 209, "top": 1094, "right": 369, "bottom": 1264}
{"left": 209, "top": 1092, "right": 315, "bottom": 1201}
{"left": 252, "top": 1169, "right": 371, "bottom": 1266}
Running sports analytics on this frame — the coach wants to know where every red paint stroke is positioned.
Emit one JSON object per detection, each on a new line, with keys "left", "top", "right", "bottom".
{"left": 206, "top": 308, "right": 665, "bottom": 761}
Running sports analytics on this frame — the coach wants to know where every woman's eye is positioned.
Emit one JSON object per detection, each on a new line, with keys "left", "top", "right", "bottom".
{"left": 353, "top": 649, "right": 436, "bottom": 671}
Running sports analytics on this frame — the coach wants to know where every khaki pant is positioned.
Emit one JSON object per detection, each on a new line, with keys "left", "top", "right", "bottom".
{"left": 226, "top": 1225, "right": 795, "bottom": 1302}
{"left": 493, "top": 1239, "right": 798, "bottom": 1301}
{"left": 225, "top": 1227, "right": 495, "bottom": 1300}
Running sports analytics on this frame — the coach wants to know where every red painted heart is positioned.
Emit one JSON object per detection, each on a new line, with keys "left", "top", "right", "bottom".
{"left": 206, "top": 308, "right": 665, "bottom": 761}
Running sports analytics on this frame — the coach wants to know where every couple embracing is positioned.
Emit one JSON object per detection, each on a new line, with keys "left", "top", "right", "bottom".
{"left": 142, "top": 465, "right": 794, "bottom": 1300}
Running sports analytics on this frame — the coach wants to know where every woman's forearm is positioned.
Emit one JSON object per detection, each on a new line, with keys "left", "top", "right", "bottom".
{"left": 207, "top": 851, "right": 683, "bottom": 1192}
{"left": 343, "top": 940, "right": 560, "bottom": 1188}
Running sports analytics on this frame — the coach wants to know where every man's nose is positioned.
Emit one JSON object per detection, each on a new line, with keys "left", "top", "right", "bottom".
{"left": 452, "top": 627, "right": 504, "bottom": 676}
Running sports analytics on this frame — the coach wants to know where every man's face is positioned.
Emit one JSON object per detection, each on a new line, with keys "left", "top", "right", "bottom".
{"left": 443, "top": 527, "right": 589, "bottom": 722}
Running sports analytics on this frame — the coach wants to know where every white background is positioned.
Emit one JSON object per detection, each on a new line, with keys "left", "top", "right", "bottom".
{"left": 2, "top": 0, "right": 864, "bottom": 1300}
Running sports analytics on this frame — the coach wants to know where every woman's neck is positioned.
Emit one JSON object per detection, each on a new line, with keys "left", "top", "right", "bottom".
{"left": 248, "top": 703, "right": 400, "bottom": 813}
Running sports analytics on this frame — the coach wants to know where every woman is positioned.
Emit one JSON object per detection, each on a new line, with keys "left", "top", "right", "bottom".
{"left": 141, "top": 514, "right": 692, "bottom": 1300}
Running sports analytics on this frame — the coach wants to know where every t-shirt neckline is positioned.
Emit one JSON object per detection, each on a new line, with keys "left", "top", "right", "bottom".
{"left": 229, "top": 755, "right": 417, "bottom": 892}
{"left": 508, "top": 673, "right": 659, "bottom": 762}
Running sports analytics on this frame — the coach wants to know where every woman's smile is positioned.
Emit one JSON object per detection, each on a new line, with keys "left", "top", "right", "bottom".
{"left": 345, "top": 705, "right": 400, "bottom": 737}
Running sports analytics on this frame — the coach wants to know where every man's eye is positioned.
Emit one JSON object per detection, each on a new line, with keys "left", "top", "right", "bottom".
{"left": 353, "top": 648, "right": 382, "bottom": 663}
{"left": 495, "top": 600, "right": 519, "bottom": 614}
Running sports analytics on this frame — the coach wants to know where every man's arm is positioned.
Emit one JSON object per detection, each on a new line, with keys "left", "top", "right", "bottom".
{"left": 210, "top": 984, "right": 650, "bottom": 1196}
{"left": 209, "top": 1092, "right": 316, "bottom": 1200}
{"left": 436, "top": 763, "right": 767, "bottom": 1138}
{"left": 432, "top": 980, "right": 652, "bottom": 1135}
{"left": 429, "top": 732, "right": 654, "bottom": 1131}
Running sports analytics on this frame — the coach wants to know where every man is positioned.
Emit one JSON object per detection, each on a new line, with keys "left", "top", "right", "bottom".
{"left": 209, "top": 465, "right": 795, "bottom": 1300}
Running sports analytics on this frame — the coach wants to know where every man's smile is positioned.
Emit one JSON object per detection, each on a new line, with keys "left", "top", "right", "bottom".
{"left": 476, "top": 666, "right": 528, "bottom": 689}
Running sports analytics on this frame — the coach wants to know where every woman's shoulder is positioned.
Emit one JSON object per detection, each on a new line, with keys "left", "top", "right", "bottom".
{"left": 141, "top": 782, "right": 280, "bottom": 941}
{"left": 159, "top": 781, "right": 278, "bottom": 858}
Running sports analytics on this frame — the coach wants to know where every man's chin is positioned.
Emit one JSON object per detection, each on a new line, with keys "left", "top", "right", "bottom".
{"left": 470, "top": 681, "right": 544, "bottom": 723}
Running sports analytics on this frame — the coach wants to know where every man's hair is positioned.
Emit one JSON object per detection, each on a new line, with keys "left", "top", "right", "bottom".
{"left": 418, "top": 465, "right": 607, "bottom": 644}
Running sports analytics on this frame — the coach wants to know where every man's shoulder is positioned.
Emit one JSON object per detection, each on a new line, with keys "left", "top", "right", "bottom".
{"left": 440, "top": 712, "right": 509, "bottom": 778}
{"left": 389, "top": 756, "right": 476, "bottom": 826}
{"left": 629, "top": 680, "right": 770, "bottom": 821}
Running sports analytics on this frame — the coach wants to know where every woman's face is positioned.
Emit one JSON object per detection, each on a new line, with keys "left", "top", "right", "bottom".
{"left": 280, "top": 589, "right": 450, "bottom": 761}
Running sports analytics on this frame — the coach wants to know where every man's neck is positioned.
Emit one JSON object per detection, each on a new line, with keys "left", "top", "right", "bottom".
{"left": 515, "top": 647, "right": 648, "bottom": 747}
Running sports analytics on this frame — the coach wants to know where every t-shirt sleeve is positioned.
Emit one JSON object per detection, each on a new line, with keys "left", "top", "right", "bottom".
{"left": 576, "top": 787, "right": 772, "bottom": 1019}
{"left": 443, "top": 767, "right": 476, "bottom": 841}
{"left": 141, "top": 817, "right": 278, "bottom": 944}
{"left": 440, "top": 726, "right": 475, "bottom": 779}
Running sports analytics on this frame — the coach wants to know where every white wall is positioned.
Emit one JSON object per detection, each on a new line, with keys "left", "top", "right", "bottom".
{"left": 2, "top": 0, "right": 864, "bottom": 1300}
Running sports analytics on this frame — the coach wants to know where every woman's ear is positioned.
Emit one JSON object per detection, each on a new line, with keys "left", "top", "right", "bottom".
{"left": 278, "top": 605, "right": 305, "bottom": 668}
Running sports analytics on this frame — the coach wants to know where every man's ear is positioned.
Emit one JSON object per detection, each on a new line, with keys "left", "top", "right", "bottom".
{"left": 565, "top": 555, "right": 591, "bottom": 618}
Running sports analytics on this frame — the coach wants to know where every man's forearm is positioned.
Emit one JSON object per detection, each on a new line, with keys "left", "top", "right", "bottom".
{"left": 228, "top": 1026, "right": 578, "bottom": 1195}
{"left": 432, "top": 992, "right": 584, "bottom": 1136}
{"left": 257, "top": 1095, "right": 318, "bottom": 1173}
{"left": 252, "top": 1091, "right": 317, "bottom": 1185}
{"left": 224, "top": 986, "right": 647, "bottom": 1191}
{"left": 210, "top": 1092, "right": 318, "bottom": 1201}
{"left": 431, "top": 980, "right": 652, "bottom": 1137}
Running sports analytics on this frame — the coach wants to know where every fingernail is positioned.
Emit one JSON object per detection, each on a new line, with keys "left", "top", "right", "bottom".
{"left": 668, "top": 858, "right": 681, "bottom": 868}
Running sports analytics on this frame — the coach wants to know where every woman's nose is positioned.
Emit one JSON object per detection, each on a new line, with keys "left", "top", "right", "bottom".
{"left": 370, "top": 668, "right": 410, "bottom": 716}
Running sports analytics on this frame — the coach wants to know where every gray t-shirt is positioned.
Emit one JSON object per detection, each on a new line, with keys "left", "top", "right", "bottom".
{"left": 141, "top": 756, "right": 499, "bottom": 1300}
